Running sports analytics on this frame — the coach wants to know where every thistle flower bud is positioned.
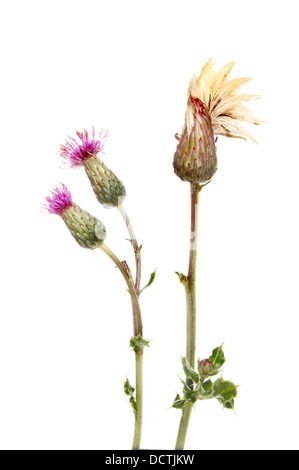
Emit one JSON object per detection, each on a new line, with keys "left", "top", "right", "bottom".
{"left": 44, "top": 184, "right": 106, "bottom": 249}
{"left": 60, "top": 129, "right": 126, "bottom": 208}
{"left": 84, "top": 156, "right": 126, "bottom": 208}
{"left": 198, "top": 359, "right": 214, "bottom": 376}
{"left": 173, "top": 97, "right": 217, "bottom": 185}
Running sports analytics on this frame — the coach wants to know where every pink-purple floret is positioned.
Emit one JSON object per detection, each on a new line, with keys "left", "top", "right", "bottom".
{"left": 60, "top": 128, "right": 108, "bottom": 168}
{"left": 45, "top": 184, "right": 73, "bottom": 215}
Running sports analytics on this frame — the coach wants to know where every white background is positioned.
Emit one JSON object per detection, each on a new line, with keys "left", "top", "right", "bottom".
{"left": 0, "top": 0, "right": 298, "bottom": 450}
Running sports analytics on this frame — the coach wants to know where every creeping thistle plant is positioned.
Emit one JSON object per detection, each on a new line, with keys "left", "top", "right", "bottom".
{"left": 45, "top": 129, "right": 153, "bottom": 450}
{"left": 172, "top": 59, "right": 262, "bottom": 449}
{"left": 44, "top": 59, "right": 261, "bottom": 450}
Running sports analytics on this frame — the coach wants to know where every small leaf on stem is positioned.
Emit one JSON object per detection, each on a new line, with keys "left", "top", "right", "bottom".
{"left": 213, "top": 378, "right": 238, "bottom": 406}
{"left": 175, "top": 272, "right": 188, "bottom": 286}
{"left": 136, "top": 243, "right": 143, "bottom": 256}
{"left": 129, "top": 335, "right": 150, "bottom": 353}
{"left": 182, "top": 382, "right": 197, "bottom": 403}
{"left": 198, "top": 379, "right": 213, "bottom": 399}
{"left": 130, "top": 396, "right": 137, "bottom": 413}
{"left": 124, "top": 378, "right": 137, "bottom": 413}
{"left": 209, "top": 344, "right": 225, "bottom": 371}
{"left": 181, "top": 357, "right": 199, "bottom": 383}
{"left": 172, "top": 394, "right": 185, "bottom": 409}
{"left": 140, "top": 270, "right": 156, "bottom": 294}
{"left": 124, "top": 378, "right": 135, "bottom": 396}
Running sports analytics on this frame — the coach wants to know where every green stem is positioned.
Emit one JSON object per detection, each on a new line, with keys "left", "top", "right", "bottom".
{"left": 118, "top": 204, "right": 142, "bottom": 296}
{"left": 117, "top": 205, "right": 144, "bottom": 450}
{"left": 100, "top": 243, "right": 143, "bottom": 336}
{"left": 132, "top": 350, "right": 143, "bottom": 450}
{"left": 175, "top": 183, "right": 201, "bottom": 450}
{"left": 175, "top": 403, "right": 193, "bottom": 450}
{"left": 99, "top": 242, "right": 143, "bottom": 450}
{"left": 186, "top": 183, "right": 200, "bottom": 373}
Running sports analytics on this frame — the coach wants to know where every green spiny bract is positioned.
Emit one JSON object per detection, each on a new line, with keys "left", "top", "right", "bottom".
{"left": 84, "top": 156, "right": 126, "bottom": 208}
{"left": 173, "top": 97, "right": 217, "bottom": 185}
{"left": 62, "top": 203, "right": 106, "bottom": 249}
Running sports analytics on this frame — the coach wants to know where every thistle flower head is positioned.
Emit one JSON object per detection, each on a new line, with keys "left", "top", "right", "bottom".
{"left": 188, "top": 59, "right": 262, "bottom": 142}
{"left": 60, "top": 128, "right": 108, "bottom": 168}
{"left": 61, "top": 128, "right": 126, "bottom": 208}
{"left": 173, "top": 59, "right": 262, "bottom": 185}
{"left": 173, "top": 95, "right": 217, "bottom": 184}
{"left": 44, "top": 184, "right": 73, "bottom": 215}
{"left": 44, "top": 184, "right": 106, "bottom": 249}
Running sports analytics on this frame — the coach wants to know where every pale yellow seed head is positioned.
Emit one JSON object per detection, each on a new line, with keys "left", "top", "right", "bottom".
{"left": 187, "top": 59, "right": 263, "bottom": 143}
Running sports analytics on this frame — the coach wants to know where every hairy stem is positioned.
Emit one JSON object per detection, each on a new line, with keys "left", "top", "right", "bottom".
{"left": 100, "top": 243, "right": 143, "bottom": 335}
{"left": 118, "top": 204, "right": 142, "bottom": 296}
{"left": 175, "top": 183, "right": 201, "bottom": 450}
{"left": 117, "top": 205, "right": 144, "bottom": 449}
{"left": 100, "top": 242, "right": 143, "bottom": 450}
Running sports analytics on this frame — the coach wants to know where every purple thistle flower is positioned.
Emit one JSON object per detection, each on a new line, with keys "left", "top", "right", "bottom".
{"left": 60, "top": 128, "right": 108, "bottom": 168}
{"left": 43, "top": 184, "right": 106, "bottom": 249}
{"left": 44, "top": 184, "right": 73, "bottom": 215}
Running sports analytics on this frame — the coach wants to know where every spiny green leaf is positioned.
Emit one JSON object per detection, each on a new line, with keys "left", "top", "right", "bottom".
{"left": 172, "top": 394, "right": 185, "bottom": 409}
{"left": 222, "top": 399, "right": 235, "bottom": 410}
{"left": 129, "top": 335, "right": 150, "bottom": 353}
{"left": 129, "top": 396, "right": 137, "bottom": 413}
{"left": 202, "top": 369, "right": 221, "bottom": 378}
{"left": 209, "top": 345, "right": 225, "bottom": 371}
{"left": 198, "top": 379, "right": 213, "bottom": 399}
{"left": 181, "top": 357, "right": 199, "bottom": 383}
{"left": 213, "top": 378, "right": 238, "bottom": 404}
{"left": 217, "top": 396, "right": 235, "bottom": 409}
{"left": 124, "top": 378, "right": 135, "bottom": 396}
{"left": 182, "top": 382, "right": 197, "bottom": 403}
{"left": 140, "top": 270, "right": 156, "bottom": 294}
{"left": 124, "top": 378, "right": 137, "bottom": 413}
